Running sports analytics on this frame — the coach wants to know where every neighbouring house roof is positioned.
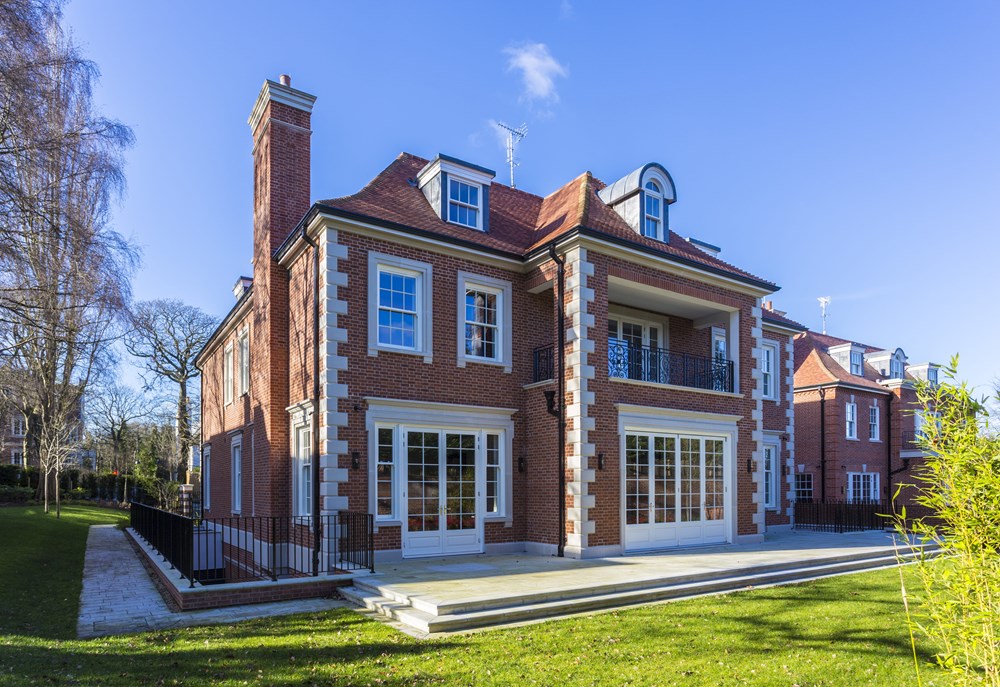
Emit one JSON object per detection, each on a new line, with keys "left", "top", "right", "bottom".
{"left": 793, "top": 330, "right": 891, "bottom": 393}
{"left": 307, "top": 153, "right": 775, "bottom": 290}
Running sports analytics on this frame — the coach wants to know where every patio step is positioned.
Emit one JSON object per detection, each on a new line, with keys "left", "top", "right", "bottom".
{"left": 340, "top": 546, "right": 935, "bottom": 635}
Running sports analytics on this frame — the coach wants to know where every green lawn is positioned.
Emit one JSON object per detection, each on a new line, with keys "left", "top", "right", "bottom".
{"left": 0, "top": 505, "right": 950, "bottom": 686}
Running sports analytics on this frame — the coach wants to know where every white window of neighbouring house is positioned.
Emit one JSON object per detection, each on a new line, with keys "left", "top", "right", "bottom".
{"left": 869, "top": 405, "right": 880, "bottom": 441}
{"left": 223, "top": 344, "right": 234, "bottom": 405}
{"left": 850, "top": 350, "right": 863, "bottom": 376}
{"left": 10, "top": 449, "right": 21, "bottom": 465}
{"left": 231, "top": 436, "right": 242, "bottom": 513}
{"left": 447, "top": 177, "right": 482, "bottom": 230}
{"left": 202, "top": 446, "right": 211, "bottom": 511}
{"left": 643, "top": 180, "right": 663, "bottom": 240}
{"left": 761, "top": 342, "right": 778, "bottom": 400}
{"left": 457, "top": 272, "right": 513, "bottom": 371}
{"left": 845, "top": 401, "right": 858, "bottom": 439}
{"left": 847, "top": 471, "right": 879, "bottom": 503}
{"left": 11, "top": 415, "right": 24, "bottom": 437}
{"left": 293, "top": 424, "right": 312, "bottom": 517}
{"left": 763, "top": 444, "right": 778, "bottom": 509}
{"left": 368, "top": 253, "right": 433, "bottom": 361}
{"left": 376, "top": 426, "right": 395, "bottom": 520}
{"left": 238, "top": 330, "right": 249, "bottom": 396}
{"left": 794, "top": 473, "right": 813, "bottom": 502}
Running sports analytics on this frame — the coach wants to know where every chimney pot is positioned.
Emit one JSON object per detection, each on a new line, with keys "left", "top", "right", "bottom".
{"left": 279, "top": 74, "right": 291, "bottom": 87}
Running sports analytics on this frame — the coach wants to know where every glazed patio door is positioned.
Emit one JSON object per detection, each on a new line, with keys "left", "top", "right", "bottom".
{"left": 403, "top": 430, "right": 482, "bottom": 557}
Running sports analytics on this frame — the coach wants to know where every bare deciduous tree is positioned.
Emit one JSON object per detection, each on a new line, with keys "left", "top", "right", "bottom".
{"left": 0, "top": 2, "right": 137, "bottom": 515}
{"left": 125, "top": 300, "right": 216, "bottom": 482}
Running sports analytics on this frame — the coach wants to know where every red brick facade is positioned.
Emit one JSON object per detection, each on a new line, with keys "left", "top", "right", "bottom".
{"left": 198, "top": 77, "right": 798, "bottom": 562}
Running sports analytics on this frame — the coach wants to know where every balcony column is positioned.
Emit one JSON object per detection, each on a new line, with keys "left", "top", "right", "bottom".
{"left": 563, "top": 247, "right": 596, "bottom": 558}
{"left": 749, "top": 301, "right": 765, "bottom": 537}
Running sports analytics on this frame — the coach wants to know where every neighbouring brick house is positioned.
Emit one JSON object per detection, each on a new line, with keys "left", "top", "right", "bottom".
{"left": 196, "top": 75, "right": 801, "bottom": 563}
{"left": 792, "top": 329, "right": 939, "bottom": 507}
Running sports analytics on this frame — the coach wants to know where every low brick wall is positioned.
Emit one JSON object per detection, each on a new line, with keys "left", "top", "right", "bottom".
{"left": 126, "top": 528, "right": 355, "bottom": 611}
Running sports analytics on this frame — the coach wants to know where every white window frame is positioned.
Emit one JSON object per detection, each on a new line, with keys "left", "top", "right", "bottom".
{"left": 845, "top": 401, "right": 858, "bottom": 440}
{"left": 238, "top": 329, "right": 249, "bottom": 397}
{"left": 223, "top": 344, "right": 234, "bottom": 405}
{"left": 869, "top": 404, "right": 881, "bottom": 441}
{"left": 202, "top": 445, "right": 211, "bottom": 511}
{"left": 231, "top": 434, "right": 242, "bottom": 514}
{"left": 890, "top": 355, "right": 904, "bottom": 379}
{"left": 366, "top": 399, "right": 516, "bottom": 529}
{"left": 763, "top": 443, "right": 779, "bottom": 510}
{"left": 446, "top": 176, "right": 483, "bottom": 231}
{"left": 374, "top": 425, "right": 396, "bottom": 521}
{"left": 847, "top": 471, "right": 879, "bottom": 503}
{"left": 10, "top": 449, "right": 22, "bottom": 466}
{"left": 850, "top": 350, "right": 863, "bottom": 376}
{"left": 794, "top": 472, "right": 813, "bottom": 503}
{"left": 11, "top": 415, "right": 24, "bottom": 437}
{"left": 367, "top": 252, "right": 434, "bottom": 363}
{"left": 293, "top": 423, "right": 312, "bottom": 517}
{"left": 456, "top": 271, "right": 513, "bottom": 372}
{"left": 761, "top": 341, "right": 778, "bottom": 401}
{"left": 642, "top": 180, "right": 663, "bottom": 240}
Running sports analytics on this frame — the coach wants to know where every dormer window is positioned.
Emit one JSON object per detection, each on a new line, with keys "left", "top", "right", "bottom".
{"left": 598, "top": 162, "right": 676, "bottom": 243}
{"left": 417, "top": 154, "right": 495, "bottom": 233}
{"left": 850, "top": 351, "right": 863, "bottom": 375}
{"left": 890, "top": 356, "right": 904, "bottom": 379}
{"left": 448, "top": 178, "right": 481, "bottom": 229}
{"left": 643, "top": 181, "right": 662, "bottom": 239}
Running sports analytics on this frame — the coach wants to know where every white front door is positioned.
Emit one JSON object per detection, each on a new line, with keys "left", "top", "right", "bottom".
{"left": 403, "top": 430, "right": 483, "bottom": 557}
{"left": 624, "top": 432, "right": 728, "bottom": 551}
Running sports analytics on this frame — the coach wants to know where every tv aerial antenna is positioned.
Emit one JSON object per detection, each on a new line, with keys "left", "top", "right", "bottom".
{"left": 495, "top": 121, "right": 527, "bottom": 188}
{"left": 817, "top": 296, "right": 831, "bottom": 334}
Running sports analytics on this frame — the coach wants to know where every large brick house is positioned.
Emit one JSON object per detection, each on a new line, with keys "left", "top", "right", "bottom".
{"left": 792, "top": 329, "right": 939, "bottom": 506}
{"left": 196, "top": 76, "right": 801, "bottom": 562}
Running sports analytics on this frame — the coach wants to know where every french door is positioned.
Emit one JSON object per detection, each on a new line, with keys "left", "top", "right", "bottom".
{"left": 624, "top": 433, "right": 728, "bottom": 551}
{"left": 403, "top": 430, "right": 482, "bottom": 557}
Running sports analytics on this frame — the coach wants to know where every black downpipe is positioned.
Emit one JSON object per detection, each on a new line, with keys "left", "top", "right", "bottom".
{"left": 301, "top": 226, "right": 322, "bottom": 576}
{"left": 819, "top": 387, "right": 827, "bottom": 503}
{"left": 549, "top": 245, "right": 566, "bottom": 558}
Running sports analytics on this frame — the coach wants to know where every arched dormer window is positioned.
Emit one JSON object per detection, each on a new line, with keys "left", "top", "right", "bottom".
{"left": 643, "top": 180, "right": 662, "bottom": 239}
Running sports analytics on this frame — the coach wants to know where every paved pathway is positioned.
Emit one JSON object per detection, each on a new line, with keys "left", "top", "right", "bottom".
{"left": 77, "top": 525, "right": 345, "bottom": 639}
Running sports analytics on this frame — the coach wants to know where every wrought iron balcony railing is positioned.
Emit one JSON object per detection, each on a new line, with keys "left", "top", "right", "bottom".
{"left": 901, "top": 430, "right": 925, "bottom": 451}
{"left": 608, "top": 341, "right": 734, "bottom": 393}
{"left": 533, "top": 344, "right": 554, "bottom": 383}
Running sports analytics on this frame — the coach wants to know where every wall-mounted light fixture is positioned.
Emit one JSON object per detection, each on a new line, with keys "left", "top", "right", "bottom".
{"left": 597, "top": 453, "right": 606, "bottom": 471}
{"left": 351, "top": 451, "right": 360, "bottom": 470}
{"left": 518, "top": 455, "right": 526, "bottom": 473}
{"left": 781, "top": 464, "right": 788, "bottom": 477}
{"left": 746, "top": 458, "right": 754, "bottom": 474}
{"left": 543, "top": 389, "right": 558, "bottom": 417}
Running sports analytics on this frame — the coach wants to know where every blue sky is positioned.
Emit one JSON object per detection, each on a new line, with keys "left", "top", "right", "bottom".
{"left": 63, "top": 1, "right": 999, "bottom": 393}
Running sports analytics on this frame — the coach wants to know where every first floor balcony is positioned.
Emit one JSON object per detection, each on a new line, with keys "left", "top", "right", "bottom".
{"left": 608, "top": 341, "right": 734, "bottom": 393}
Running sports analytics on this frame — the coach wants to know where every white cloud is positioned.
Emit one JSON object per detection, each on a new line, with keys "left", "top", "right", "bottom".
{"left": 503, "top": 43, "right": 568, "bottom": 104}
{"left": 559, "top": 0, "right": 574, "bottom": 19}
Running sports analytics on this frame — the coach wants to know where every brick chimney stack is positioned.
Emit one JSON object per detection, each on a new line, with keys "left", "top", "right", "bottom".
{"left": 245, "top": 76, "right": 316, "bottom": 517}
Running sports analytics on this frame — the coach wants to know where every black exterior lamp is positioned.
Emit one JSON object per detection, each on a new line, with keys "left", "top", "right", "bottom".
{"left": 597, "top": 453, "right": 606, "bottom": 471}
{"left": 351, "top": 451, "right": 360, "bottom": 470}
{"left": 543, "top": 389, "right": 558, "bottom": 417}
{"left": 518, "top": 455, "right": 526, "bottom": 473}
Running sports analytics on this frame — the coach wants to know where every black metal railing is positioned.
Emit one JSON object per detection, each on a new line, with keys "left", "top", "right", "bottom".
{"left": 793, "top": 500, "right": 889, "bottom": 533}
{"left": 533, "top": 344, "right": 554, "bottom": 383}
{"left": 130, "top": 502, "right": 374, "bottom": 587}
{"left": 608, "top": 341, "right": 734, "bottom": 393}
{"left": 901, "top": 430, "right": 923, "bottom": 451}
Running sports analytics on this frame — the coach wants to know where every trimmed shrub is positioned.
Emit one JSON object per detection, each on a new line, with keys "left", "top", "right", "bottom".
{"left": 0, "top": 485, "right": 34, "bottom": 503}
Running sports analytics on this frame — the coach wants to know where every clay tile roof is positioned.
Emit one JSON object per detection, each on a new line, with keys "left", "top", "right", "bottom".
{"left": 315, "top": 152, "right": 775, "bottom": 288}
{"left": 793, "top": 331, "right": 888, "bottom": 392}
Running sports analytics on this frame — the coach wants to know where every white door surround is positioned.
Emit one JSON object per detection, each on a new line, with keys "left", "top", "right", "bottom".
{"left": 617, "top": 404, "right": 741, "bottom": 553}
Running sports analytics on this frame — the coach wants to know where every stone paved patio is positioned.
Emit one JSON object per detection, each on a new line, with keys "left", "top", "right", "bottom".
{"left": 77, "top": 525, "right": 345, "bottom": 639}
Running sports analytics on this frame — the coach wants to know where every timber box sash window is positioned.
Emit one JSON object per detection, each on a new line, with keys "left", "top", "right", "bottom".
{"left": 368, "top": 252, "right": 433, "bottom": 362}
{"left": 794, "top": 472, "right": 813, "bottom": 503}
{"left": 231, "top": 435, "right": 242, "bottom": 514}
{"left": 223, "top": 344, "right": 234, "bottom": 405}
{"left": 293, "top": 424, "right": 312, "bottom": 517}
{"left": 869, "top": 405, "right": 880, "bottom": 441}
{"left": 238, "top": 330, "right": 249, "bottom": 396}
{"left": 202, "top": 446, "right": 211, "bottom": 511}
{"left": 456, "top": 271, "right": 513, "bottom": 371}
{"left": 11, "top": 415, "right": 24, "bottom": 437}
{"left": 850, "top": 351, "right": 863, "bottom": 375}
{"left": 447, "top": 177, "right": 482, "bottom": 230}
{"left": 761, "top": 342, "right": 778, "bottom": 401}
{"left": 643, "top": 180, "right": 663, "bottom": 240}
{"left": 763, "top": 443, "right": 778, "bottom": 509}
{"left": 845, "top": 401, "right": 857, "bottom": 439}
